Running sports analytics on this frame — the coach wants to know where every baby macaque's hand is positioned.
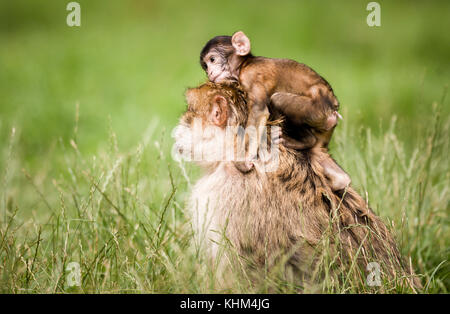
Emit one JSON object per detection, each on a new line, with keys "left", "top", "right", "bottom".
{"left": 270, "top": 126, "right": 283, "bottom": 146}
{"left": 234, "top": 160, "right": 254, "bottom": 173}
{"left": 325, "top": 111, "right": 342, "bottom": 131}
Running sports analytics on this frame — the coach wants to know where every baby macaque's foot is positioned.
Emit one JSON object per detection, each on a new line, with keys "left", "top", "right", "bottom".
{"left": 321, "top": 157, "right": 351, "bottom": 191}
{"left": 233, "top": 160, "right": 254, "bottom": 173}
{"left": 329, "top": 172, "right": 351, "bottom": 191}
{"left": 325, "top": 111, "right": 342, "bottom": 131}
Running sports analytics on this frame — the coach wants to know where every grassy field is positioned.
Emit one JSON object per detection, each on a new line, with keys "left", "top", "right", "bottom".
{"left": 0, "top": 0, "right": 448, "bottom": 293}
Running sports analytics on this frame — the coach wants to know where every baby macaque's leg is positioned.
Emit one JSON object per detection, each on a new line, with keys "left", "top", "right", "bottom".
{"left": 271, "top": 92, "right": 336, "bottom": 131}
{"left": 282, "top": 129, "right": 317, "bottom": 150}
{"left": 319, "top": 156, "right": 351, "bottom": 191}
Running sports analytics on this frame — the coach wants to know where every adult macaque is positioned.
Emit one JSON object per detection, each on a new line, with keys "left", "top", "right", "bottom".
{"left": 200, "top": 31, "right": 350, "bottom": 191}
{"left": 175, "top": 82, "right": 421, "bottom": 290}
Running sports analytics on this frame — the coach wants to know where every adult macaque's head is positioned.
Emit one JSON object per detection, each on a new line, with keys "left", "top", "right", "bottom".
{"left": 184, "top": 84, "right": 228, "bottom": 128}
{"left": 200, "top": 31, "right": 252, "bottom": 83}
{"left": 182, "top": 82, "right": 247, "bottom": 129}
{"left": 173, "top": 82, "right": 248, "bottom": 166}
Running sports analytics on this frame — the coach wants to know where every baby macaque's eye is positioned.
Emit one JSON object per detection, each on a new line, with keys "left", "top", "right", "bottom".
{"left": 210, "top": 57, "right": 215, "bottom": 63}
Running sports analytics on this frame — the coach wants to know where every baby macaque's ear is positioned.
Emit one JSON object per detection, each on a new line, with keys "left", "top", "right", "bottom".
{"left": 210, "top": 95, "right": 228, "bottom": 127}
{"left": 231, "top": 31, "right": 251, "bottom": 56}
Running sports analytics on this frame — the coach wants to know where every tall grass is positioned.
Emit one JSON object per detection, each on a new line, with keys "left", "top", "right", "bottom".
{"left": 1, "top": 104, "right": 448, "bottom": 293}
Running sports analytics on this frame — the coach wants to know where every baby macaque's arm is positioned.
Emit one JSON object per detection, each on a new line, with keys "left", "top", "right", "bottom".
{"left": 232, "top": 83, "right": 270, "bottom": 173}
{"left": 246, "top": 82, "right": 271, "bottom": 129}
{"left": 245, "top": 82, "right": 271, "bottom": 157}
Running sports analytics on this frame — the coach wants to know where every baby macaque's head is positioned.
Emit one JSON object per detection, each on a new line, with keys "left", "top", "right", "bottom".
{"left": 172, "top": 82, "right": 248, "bottom": 167}
{"left": 200, "top": 31, "right": 252, "bottom": 83}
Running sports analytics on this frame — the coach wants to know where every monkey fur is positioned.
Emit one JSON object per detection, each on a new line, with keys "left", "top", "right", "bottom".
{"left": 175, "top": 82, "right": 422, "bottom": 290}
{"left": 200, "top": 31, "right": 351, "bottom": 191}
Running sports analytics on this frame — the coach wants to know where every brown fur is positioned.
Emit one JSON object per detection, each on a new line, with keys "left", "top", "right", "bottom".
{"left": 179, "top": 82, "right": 421, "bottom": 290}
{"left": 200, "top": 32, "right": 351, "bottom": 191}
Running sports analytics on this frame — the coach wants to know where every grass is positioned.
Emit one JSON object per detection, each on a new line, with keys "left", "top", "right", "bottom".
{"left": 0, "top": 0, "right": 449, "bottom": 293}
{"left": 1, "top": 106, "right": 448, "bottom": 293}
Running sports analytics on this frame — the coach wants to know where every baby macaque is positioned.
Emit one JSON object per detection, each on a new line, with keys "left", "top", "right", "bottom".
{"left": 200, "top": 31, "right": 350, "bottom": 191}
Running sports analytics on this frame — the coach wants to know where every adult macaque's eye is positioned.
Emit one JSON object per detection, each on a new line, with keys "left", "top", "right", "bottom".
{"left": 210, "top": 57, "right": 215, "bottom": 63}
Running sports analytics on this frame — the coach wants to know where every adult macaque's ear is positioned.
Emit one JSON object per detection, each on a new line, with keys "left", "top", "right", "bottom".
{"left": 231, "top": 31, "right": 251, "bottom": 56}
{"left": 210, "top": 95, "right": 228, "bottom": 126}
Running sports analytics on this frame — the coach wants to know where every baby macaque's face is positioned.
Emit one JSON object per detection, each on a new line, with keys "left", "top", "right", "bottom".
{"left": 202, "top": 49, "right": 233, "bottom": 83}
{"left": 200, "top": 32, "right": 252, "bottom": 83}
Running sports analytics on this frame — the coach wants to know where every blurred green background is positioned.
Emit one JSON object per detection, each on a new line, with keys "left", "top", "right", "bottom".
{"left": 1, "top": 0, "right": 448, "bottom": 168}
